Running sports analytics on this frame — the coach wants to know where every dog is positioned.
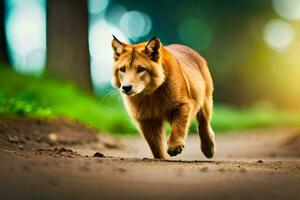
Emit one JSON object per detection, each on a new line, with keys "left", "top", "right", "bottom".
{"left": 111, "top": 36, "right": 216, "bottom": 159}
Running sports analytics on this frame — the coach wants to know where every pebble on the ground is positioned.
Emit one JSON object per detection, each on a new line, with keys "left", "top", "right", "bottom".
{"left": 93, "top": 152, "right": 104, "bottom": 158}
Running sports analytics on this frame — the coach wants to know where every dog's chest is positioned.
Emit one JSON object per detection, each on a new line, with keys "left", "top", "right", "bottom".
{"left": 125, "top": 93, "right": 173, "bottom": 120}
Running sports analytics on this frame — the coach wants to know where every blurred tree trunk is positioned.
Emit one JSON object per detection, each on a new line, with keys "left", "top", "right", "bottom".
{"left": 0, "top": 0, "right": 9, "bottom": 64}
{"left": 47, "top": 0, "right": 92, "bottom": 91}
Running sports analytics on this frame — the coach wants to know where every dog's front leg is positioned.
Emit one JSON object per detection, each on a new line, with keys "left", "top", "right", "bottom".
{"left": 167, "top": 104, "right": 192, "bottom": 157}
{"left": 136, "top": 119, "right": 166, "bottom": 159}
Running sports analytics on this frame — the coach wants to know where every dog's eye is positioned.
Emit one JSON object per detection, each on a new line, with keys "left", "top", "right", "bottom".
{"left": 137, "top": 66, "right": 146, "bottom": 73}
{"left": 119, "top": 66, "right": 126, "bottom": 73}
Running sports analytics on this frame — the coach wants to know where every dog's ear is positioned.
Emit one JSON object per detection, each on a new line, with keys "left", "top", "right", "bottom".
{"left": 145, "top": 37, "right": 161, "bottom": 62}
{"left": 112, "top": 35, "right": 125, "bottom": 61}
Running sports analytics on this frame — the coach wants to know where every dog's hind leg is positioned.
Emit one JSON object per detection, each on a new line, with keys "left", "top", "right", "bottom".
{"left": 196, "top": 97, "right": 216, "bottom": 158}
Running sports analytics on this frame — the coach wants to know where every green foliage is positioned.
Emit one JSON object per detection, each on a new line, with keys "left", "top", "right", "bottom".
{"left": 0, "top": 66, "right": 299, "bottom": 135}
{"left": 211, "top": 105, "right": 300, "bottom": 132}
{"left": 0, "top": 67, "right": 135, "bottom": 134}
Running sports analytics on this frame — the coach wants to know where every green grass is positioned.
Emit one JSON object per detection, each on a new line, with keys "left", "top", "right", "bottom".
{"left": 211, "top": 105, "right": 300, "bottom": 132}
{"left": 0, "top": 66, "right": 135, "bottom": 134}
{"left": 0, "top": 66, "right": 299, "bottom": 135}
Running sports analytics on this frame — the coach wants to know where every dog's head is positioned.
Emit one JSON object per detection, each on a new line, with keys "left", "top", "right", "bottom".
{"left": 111, "top": 36, "right": 165, "bottom": 96}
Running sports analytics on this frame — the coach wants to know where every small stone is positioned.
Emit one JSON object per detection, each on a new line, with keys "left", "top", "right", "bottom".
{"left": 257, "top": 160, "right": 263, "bottom": 163}
{"left": 104, "top": 143, "right": 118, "bottom": 149}
{"left": 19, "top": 145, "right": 24, "bottom": 151}
{"left": 93, "top": 152, "right": 104, "bottom": 158}
{"left": 47, "top": 133, "right": 58, "bottom": 144}
{"left": 8, "top": 135, "right": 20, "bottom": 143}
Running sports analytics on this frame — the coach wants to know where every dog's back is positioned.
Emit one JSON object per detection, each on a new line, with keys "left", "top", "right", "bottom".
{"left": 165, "top": 44, "right": 214, "bottom": 99}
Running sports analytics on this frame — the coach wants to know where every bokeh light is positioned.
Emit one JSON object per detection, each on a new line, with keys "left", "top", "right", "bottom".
{"left": 105, "top": 4, "right": 127, "bottom": 26}
{"left": 272, "top": 0, "right": 300, "bottom": 20}
{"left": 5, "top": 0, "right": 46, "bottom": 74}
{"left": 263, "top": 19, "right": 294, "bottom": 52}
{"left": 89, "top": 20, "right": 128, "bottom": 86}
{"left": 88, "top": 0, "right": 109, "bottom": 14}
{"left": 88, "top": 0, "right": 130, "bottom": 88}
{"left": 119, "top": 11, "right": 152, "bottom": 41}
{"left": 178, "top": 18, "right": 212, "bottom": 51}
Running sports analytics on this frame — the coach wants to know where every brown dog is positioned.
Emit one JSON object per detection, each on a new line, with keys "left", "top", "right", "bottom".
{"left": 111, "top": 36, "right": 216, "bottom": 159}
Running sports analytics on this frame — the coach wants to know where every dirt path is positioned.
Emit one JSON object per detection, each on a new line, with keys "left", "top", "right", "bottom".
{"left": 0, "top": 117, "right": 300, "bottom": 200}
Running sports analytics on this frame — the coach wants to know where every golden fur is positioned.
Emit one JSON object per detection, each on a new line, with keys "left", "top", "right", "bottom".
{"left": 111, "top": 36, "right": 216, "bottom": 159}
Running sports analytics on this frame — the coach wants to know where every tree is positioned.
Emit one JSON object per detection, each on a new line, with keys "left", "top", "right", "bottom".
{"left": 0, "top": 0, "right": 8, "bottom": 64}
{"left": 47, "top": 0, "right": 92, "bottom": 91}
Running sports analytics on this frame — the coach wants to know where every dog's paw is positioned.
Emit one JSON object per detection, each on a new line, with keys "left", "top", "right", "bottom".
{"left": 201, "top": 140, "right": 216, "bottom": 159}
{"left": 167, "top": 144, "right": 185, "bottom": 157}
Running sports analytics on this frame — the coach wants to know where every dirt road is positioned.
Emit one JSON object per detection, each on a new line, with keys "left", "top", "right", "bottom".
{"left": 0, "top": 117, "right": 299, "bottom": 200}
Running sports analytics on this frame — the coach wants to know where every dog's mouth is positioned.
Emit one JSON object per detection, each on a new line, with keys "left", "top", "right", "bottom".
{"left": 121, "top": 87, "right": 144, "bottom": 96}
{"left": 121, "top": 90, "right": 136, "bottom": 96}
{"left": 123, "top": 92, "right": 135, "bottom": 96}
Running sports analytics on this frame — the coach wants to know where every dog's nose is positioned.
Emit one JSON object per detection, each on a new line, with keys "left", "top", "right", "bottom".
{"left": 122, "top": 85, "right": 132, "bottom": 93}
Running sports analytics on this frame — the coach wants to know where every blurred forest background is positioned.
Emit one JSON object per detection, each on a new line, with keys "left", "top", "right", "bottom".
{"left": 0, "top": 0, "right": 300, "bottom": 134}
